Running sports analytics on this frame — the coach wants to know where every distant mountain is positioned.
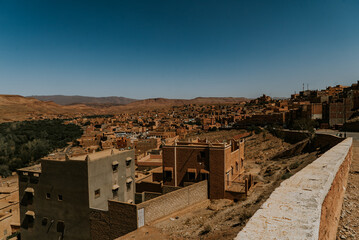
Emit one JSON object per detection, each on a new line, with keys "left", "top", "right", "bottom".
{"left": 28, "top": 95, "right": 137, "bottom": 106}
{"left": 0, "top": 95, "right": 100, "bottom": 123}
{"left": 122, "top": 97, "right": 248, "bottom": 109}
{"left": 0, "top": 95, "right": 249, "bottom": 123}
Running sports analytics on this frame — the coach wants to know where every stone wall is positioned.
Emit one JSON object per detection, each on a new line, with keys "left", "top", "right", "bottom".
{"left": 235, "top": 137, "right": 352, "bottom": 240}
{"left": 90, "top": 180, "right": 208, "bottom": 239}
{"left": 137, "top": 180, "right": 208, "bottom": 224}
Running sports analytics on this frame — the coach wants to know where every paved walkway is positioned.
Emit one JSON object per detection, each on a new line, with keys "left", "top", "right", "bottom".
{"left": 336, "top": 140, "right": 359, "bottom": 240}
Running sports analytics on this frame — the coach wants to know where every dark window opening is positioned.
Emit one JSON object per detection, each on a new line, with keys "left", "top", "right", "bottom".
{"left": 188, "top": 172, "right": 196, "bottom": 181}
{"left": 126, "top": 158, "right": 132, "bottom": 167}
{"left": 126, "top": 182, "right": 131, "bottom": 191}
{"left": 57, "top": 221, "right": 65, "bottom": 233}
{"left": 200, "top": 173, "right": 208, "bottom": 180}
{"left": 164, "top": 171, "right": 172, "bottom": 181}
{"left": 112, "top": 164, "right": 118, "bottom": 171}
{"left": 42, "top": 217, "right": 48, "bottom": 226}
{"left": 58, "top": 195, "right": 63, "bottom": 201}
{"left": 20, "top": 176, "right": 28, "bottom": 182}
{"left": 46, "top": 193, "right": 51, "bottom": 199}
{"left": 95, "top": 189, "right": 100, "bottom": 198}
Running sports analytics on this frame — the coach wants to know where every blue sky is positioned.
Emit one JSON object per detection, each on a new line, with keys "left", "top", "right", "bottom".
{"left": 0, "top": 0, "right": 359, "bottom": 99}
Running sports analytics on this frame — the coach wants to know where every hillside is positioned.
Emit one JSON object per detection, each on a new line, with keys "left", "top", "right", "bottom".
{"left": 29, "top": 95, "right": 137, "bottom": 106}
{"left": 0, "top": 95, "right": 248, "bottom": 123}
{"left": 124, "top": 97, "right": 248, "bottom": 109}
{"left": 0, "top": 95, "right": 100, "bottom": 123}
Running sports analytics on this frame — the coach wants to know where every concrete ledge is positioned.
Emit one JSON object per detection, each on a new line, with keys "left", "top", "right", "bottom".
{"left": 235, "top": 137, "right": 353, "bottom": 240}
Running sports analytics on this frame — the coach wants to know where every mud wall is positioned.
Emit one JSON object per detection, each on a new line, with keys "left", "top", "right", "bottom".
{"left": 235, "top": 137, "right": 353, "bottom": 240}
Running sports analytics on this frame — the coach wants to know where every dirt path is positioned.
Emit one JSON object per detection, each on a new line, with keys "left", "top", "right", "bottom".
{"left": 336, "top": 140, "right": 359, "bottom": 240}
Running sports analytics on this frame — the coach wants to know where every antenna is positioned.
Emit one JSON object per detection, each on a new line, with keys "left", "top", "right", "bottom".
{"left": 302, "top": 83, "right": 304, "bottom": 92}
{"left": 307, "top": 84, "right": 309, "bottom": 91}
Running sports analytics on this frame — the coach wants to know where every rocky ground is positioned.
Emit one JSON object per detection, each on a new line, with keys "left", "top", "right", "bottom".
{"left": 120, "top": 131, "right": 320, "bottom": 240}
{"left": 336, "top": 140, "right": 359, "bottom": 240}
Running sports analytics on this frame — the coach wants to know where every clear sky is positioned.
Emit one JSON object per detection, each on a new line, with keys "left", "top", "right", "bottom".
{"left": 1, "top": 0, "right": 359, "bottom": 99}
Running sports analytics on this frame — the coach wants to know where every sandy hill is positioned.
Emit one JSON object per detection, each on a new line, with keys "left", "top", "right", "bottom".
{"left": 0, "top": 95, "right": 248, "bottom": 123}
{"left": 0, "top": 95, "right": 100, "bottom": 123}
{"left": 29, "top": 95, "right": 137, "bottom": 106}
{"left": 124, "top": 97, "right": 247, "bottom": 109}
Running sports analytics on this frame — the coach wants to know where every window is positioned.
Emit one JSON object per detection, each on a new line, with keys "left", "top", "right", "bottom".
{"left": 164, "top": 171, "right": 172, "bottom": 181}
{"left": 126, "top": 178, "right": 132, "bottom": 191}
{"left": 42, "top": 217, "right": 48, "bottom": 226}
{"left": 200, "top": 151, "right": 205, "bottom": 158}
{"left": 236, "top": 162, "right": 239, "bottom": 171}
{"left": 112, "top": 161, "right": 119, "bottom": 171}
{"left": 57, "top": 221, "right": 65, "bottom": 233}
{"left": 46, "top": 193, "right": 51, "bottom": 199}
{"left": 200, "top": 173, "right": 208, "bottom": 180}
{"left": 95, "top": 189, "right": 101, "bottom": 199}
{"left": 58, "top": 195, "right": 63, "bottom": 201}
{"left": 231, "top": 167, "right": 234, "bottom": 176}
{"left": 25, "top": 211, "right": 35, "bottom": 228}
{"left": 188, "top": 172, "right": 196, "bottom": 181}
{"left": 126, "top": 157, "right": 132, "bottom": 167}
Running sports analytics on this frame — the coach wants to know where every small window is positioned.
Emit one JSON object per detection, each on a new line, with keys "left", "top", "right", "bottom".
{"left": 236, "top": 162, "right": 239, "bottom": 171}
{"left": 200, "top": 151, "right": 205, "bottom": 158}
{"left": 46, "top": 193, "right": 51, "bottom": 199}
{"left": 112, "top": 161, "right": 119, "bottom": 171}
{"left": 58, "top": 195, "right": 63, "bottom": 201}
{"left": 95, "top": 189, "right": 100, "bottom": 199}
{"left": 164, "top": 171, "right": 172, "bottom": 181}
{"left": 200, "top": 173, "right": 208, "bottom": 180}
{"left": 126, "top": 157, "right": 132, "bottom": 167}
{"left": 4, "top": 229, "right": 7, "bottom": 236}
{"left": 126, "top": 182, "right": 131, "bottom": 191}
{"left": 57, "top": 221, "right": 65, "bottom": 233}
{"left": 188, "top": 172, "right": 196, "bottom": 181}
{"left": 20, "top": 176, "right": 28, "bottom": 182}
{"left": 42, "top": 217, "right": 48, "bottom": 226}
{"left": 33, "top": 173, "right": 39, "bottom": 177}
{"left": 231, "top": 167, "right": 234, "bottom": 176}
{"left": 23, "top": 172, "right": 28, "bottom": 176}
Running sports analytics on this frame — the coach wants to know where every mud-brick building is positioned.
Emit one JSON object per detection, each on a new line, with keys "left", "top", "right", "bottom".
{"left": 162, "top": 139, "right": 253, "bottom": 200}
{"left": 17, "top": 149, "right": 135, "bottom": 240}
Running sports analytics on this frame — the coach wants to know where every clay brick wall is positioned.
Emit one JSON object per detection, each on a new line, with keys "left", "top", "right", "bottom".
{"left": 89, "top": 209, "right": 111, "bottom": 240}
{"left": 137, "top": 180, "right": 208, "bottom": 224}
{"left": 108, "top": 201, "right": 138, "bottom": 239}
{"left": 209, "top": 149, "right": 225, "bottom": 199}
{"left": 135, "top": 181, "right": 162, "bottom": 193}
{"left": 162, "top": 146, "right": 210, "bottom": 186}
{"left": 162, "top": 185, "right": 181, "bottom": 194}
{"left": 319, "top": 144, "right": 352, "bottom": 240}
{"left": 235, "top": 137, "right": 353, "bottom": 240}
{"left": 143, "top": 192, "right": 162, "bottom": 201}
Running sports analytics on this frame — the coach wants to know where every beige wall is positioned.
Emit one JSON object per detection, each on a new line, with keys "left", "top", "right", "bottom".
{"left": 137, "top": 180, "right": 208, "bottom": 224}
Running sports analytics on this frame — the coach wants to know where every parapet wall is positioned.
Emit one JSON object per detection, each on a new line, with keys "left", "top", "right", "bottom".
{"left": 235, "top": 137, "right": 352, "bottom": 240}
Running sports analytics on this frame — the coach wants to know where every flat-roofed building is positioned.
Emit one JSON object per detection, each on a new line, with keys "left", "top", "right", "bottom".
{"left": 18, "top": 149, "right": 135, "bottom": 240}
{"left": 162, "top": 139, "right": 252, "bottom": 200}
